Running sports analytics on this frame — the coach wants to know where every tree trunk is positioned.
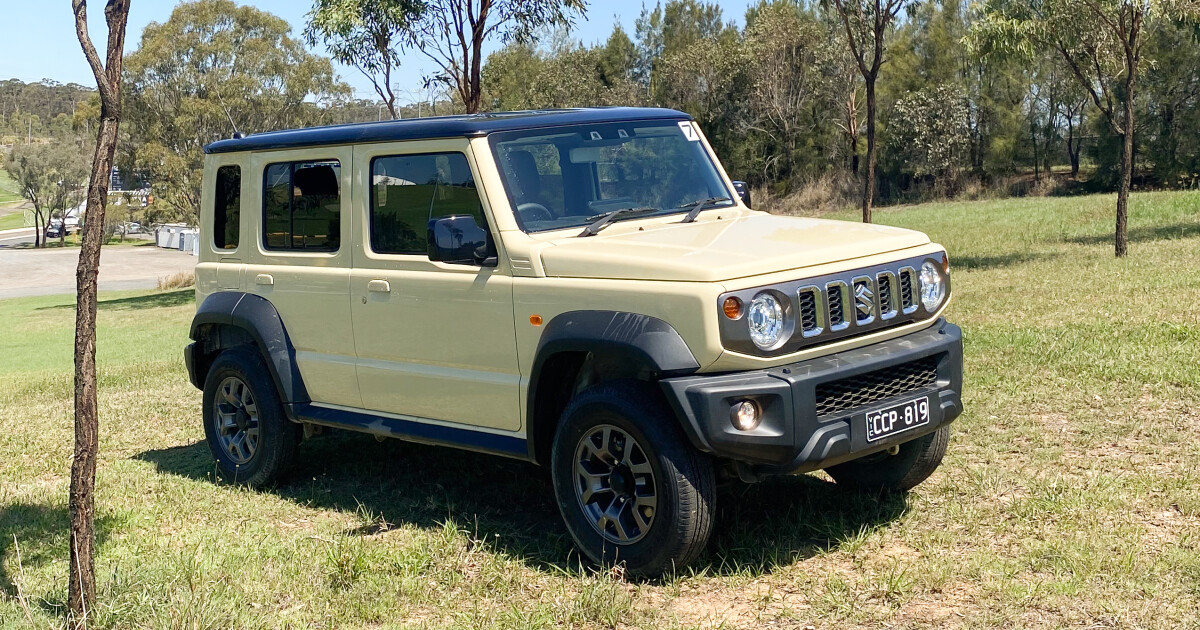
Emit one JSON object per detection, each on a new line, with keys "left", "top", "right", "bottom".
{"left": 862, "top": 79, "right": 877, "bottom": 224}
{"left": 33, "top": 208, "right": 43, "bottom": 248}
{"left": 69, "top": 1, "right": 130, "bottom": 625}
{"left": 68, "top": 112, "right": 119, "bottom": 629}
{"left": 1115, "top": 97, "right": 1133, "bottom": 258}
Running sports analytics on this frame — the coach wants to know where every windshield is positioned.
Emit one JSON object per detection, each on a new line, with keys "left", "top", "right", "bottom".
{"left": 489, "top": 120, "right": 734, "bottom": 233}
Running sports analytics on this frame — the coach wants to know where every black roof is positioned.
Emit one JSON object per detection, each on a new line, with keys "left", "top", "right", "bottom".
{"left": 203, "top": 107, "right": 692, "bottom": 154}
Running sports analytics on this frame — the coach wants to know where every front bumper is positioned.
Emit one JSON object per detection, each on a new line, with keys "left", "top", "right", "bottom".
{"left": 660, "top": 319, "right": 963, "bottom": 476}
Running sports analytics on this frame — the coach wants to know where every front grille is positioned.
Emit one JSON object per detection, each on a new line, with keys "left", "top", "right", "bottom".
{"left": 814, "top": 355, "right": 940, "bottom": 418}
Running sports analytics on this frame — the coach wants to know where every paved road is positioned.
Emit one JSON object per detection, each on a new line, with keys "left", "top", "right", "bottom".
{"left": 0, "top": 233, "right": 197, "bottom": 299}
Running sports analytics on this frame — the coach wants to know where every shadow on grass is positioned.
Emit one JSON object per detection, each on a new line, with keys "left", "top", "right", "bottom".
{"left": 953, "top": 251, "right": 1055, "bottom": 271}
{"left": 1065, "top": 221, "right": 1200, "bottom": 246}
{"left": 0, "top": 503, "right": 116, "bottom": 616}
{"left": 136, "top": 432, "right": 907, "bottom": 579}
{"left": 36, "top": 289, "right": 193, "bottom": 312}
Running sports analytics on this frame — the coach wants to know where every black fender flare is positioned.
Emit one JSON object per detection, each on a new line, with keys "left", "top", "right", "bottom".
{"left": 187, "top": 292, "right": 310, "bottom": 405}
{"left": 525, "top": 310, "right": 700, "bottom": 463}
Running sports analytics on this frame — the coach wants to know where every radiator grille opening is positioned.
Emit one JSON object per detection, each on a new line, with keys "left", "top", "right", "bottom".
{"left": 814, "top": 355, "right": 940, "bottom": 418}
{"left": 798, "top": 289, "right": 819, "bottom": 333}
{"left": 828, "top": 284, "right": 845, "bottom": 328}
{"left": 878, "top": 274, "right": 894, "bottom": 315}
{"left": 899, "top": 270, "right": 915, "bottom": 311}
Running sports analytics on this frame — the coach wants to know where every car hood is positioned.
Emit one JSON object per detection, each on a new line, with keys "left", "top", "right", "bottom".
{"left": 536, "top": 213, "right": 931, "bottom": 282}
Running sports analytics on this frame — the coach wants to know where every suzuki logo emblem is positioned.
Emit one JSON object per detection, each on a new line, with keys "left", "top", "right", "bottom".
{"left": 854, "top": 282, "right": 874, "bottom": 318}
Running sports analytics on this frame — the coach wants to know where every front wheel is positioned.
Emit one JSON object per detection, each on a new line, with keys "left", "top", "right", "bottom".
{"left": 825, "top": 425, "right": 949, "bottom": 493}
{"left": 550, "top": 381, "right": 715, "bottom": 578}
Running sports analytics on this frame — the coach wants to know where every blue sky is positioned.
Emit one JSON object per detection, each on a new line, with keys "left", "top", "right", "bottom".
{"left": 0, "top": 0, "right": 756, "bottom": 101}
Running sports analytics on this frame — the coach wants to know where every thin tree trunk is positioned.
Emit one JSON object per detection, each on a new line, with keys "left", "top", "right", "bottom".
{"left": 69, "top": 1, "right": 129, "bottom": 625}
{"left": 1115, "top": 95, "right": 1133, "bottom": 258}
{"left": 862, "top": 78, "right": 877, "bottom": 223}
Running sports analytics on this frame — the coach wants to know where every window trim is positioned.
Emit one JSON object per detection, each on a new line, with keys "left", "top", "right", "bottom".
{"left": 367, "top": 150, "right": 493, "bottom": 259}
{"left": 260, "top": 158, "right": 342, "bottom": 253}
{"left": 212, "top": 164, "right": 241, "bottom": 252}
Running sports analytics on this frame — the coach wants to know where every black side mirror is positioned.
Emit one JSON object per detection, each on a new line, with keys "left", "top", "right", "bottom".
{"left": 427, "top": 215, "right": 497, "bottom": 266}
{"left": 731, "top": 181, "right": 751, "bottom": 209}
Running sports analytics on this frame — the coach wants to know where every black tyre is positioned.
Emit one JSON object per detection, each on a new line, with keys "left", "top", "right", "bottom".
{"left": 550, "top": 381, "right": 715, "bottom": 577}
{"left": 826, "top": 425, "right": 950, "bottom": 493}
{"left": 202, "top": 346, "right": 301, "bottom": 487}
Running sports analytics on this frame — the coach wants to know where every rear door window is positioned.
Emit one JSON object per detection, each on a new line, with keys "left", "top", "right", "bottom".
{"left": 262, "top": 160, "right": 341, "bottom": 252}
{"left": 213, "top": 165, "right": 240, "bottom": 250}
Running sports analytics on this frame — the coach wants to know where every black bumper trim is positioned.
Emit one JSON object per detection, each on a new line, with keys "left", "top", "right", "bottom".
{"left": 660, "top": 320, "right": 963, "bottom": 474}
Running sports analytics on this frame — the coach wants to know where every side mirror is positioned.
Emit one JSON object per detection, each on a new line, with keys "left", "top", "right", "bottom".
{"left": 731, "top": 181, "right": 752, "bottom": 209}
{"left": 427, "top": 215, "right": 497, "bottom": 266}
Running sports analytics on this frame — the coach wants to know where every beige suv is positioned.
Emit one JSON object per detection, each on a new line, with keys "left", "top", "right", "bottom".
{"left": 186, "top": 108, "right": 962, "bottom": 576}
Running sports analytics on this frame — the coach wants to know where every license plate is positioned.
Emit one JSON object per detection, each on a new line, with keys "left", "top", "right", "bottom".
{"left": 865, "top": 397, "right": 931, "bottom": 443}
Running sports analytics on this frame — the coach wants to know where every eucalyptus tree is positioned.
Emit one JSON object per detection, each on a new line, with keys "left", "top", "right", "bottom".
{"left": 411, "top": 0, "right": 587, "bottom": 113}
{"left": 971, "top": 0, "right": 1200, "bottom": 257}
{"left": 123, "top": 0, "right": 349, "bottom": 224}
{"left": 822, "top": 0, "right": 922, "bottom": 223}
{"left": 3, "top": 142, "right": 89, "bottom": 247}
{"left": 305, "top": 0, "right": 423, "bottom": 119}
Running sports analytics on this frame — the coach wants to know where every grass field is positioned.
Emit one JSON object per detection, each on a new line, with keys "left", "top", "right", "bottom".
{"left": 1, "top": 191, "right": 1199, "bottom": 629}
{"left": 0, "top": 169, "right": 22, "bottom": 206}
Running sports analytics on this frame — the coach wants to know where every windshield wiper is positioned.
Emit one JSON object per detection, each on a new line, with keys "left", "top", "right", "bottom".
{"left": 679, "top": 196, "right": 732, "bottom": 223}
{"left": 578, "top": 207, "right": 659, "bottom": 237}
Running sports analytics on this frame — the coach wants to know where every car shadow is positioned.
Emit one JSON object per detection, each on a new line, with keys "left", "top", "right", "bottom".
{"left": 135, "top": 432, "right": 908, "bottom": 579}
{"left": 35, "top": 289, "right": 194, "bottom": 312}
{"left": 0, "top": 502, "right": 116, "bottom": 616}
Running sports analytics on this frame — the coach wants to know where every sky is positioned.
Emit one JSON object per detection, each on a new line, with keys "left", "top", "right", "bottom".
{"left": 0, "top": 0, "right": 757, "bottom": 102}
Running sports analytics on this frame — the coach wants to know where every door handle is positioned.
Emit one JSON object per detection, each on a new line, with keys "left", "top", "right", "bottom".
{"left": 254, "top": 274, "right": 274, "bottom": 286}
{"left": 367, "top": 279, "right": 391, "bottom": 293}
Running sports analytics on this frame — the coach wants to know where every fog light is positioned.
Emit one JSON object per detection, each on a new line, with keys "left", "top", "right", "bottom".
{"left": 730, "top": 400, "right": 760, "bottom": 431}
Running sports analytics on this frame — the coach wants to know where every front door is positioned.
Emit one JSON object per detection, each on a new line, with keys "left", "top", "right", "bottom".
{"left": 349, "top": 141, "right": 521, "bottom": 431}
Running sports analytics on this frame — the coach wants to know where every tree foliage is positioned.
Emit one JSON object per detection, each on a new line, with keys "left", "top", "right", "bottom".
{"left": 124, "top": 0, "right": 350, "bottom": 223}
{"left": 304, "top": 0, "right": 423, "bottom": 119}
{"left": 3, "top": 142, "right": 89, "bottom": 247}
{"left": 971, "top": 0, "right": 1200, "bottom": 255}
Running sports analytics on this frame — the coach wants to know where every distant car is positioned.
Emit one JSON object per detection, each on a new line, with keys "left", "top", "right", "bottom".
{"left": 45, "top": 220, "right": 65, "bottom": 239}
{"left": 126, "top": 222, "right": 143, "bottom": 234}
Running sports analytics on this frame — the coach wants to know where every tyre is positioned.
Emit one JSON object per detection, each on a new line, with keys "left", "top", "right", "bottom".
{"left": 826, "top": 425, "right": 950, "bottom": 493}
{"left": 550, "top": 381, "right": 715, "bottom": 577}
{"left": 202, "top": 346, "right": 301, "bottom": 487}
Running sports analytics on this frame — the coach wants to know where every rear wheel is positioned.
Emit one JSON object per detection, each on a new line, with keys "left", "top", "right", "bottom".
{"left": 550, "top": 381, "right": 715, "bottom": 577}
{"left": 826, "top": 425, "right": 949, "bottom": 493}
{"left": 202, "top": 346, "right": 301, "bottom": 487}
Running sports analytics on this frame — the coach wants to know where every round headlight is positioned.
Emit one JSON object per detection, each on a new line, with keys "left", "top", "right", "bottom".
{"left": 919, "top": 260, "right": 946, "bottom": 311}
{"left": 747, "top": 292, "right": 786, "bottom": 349}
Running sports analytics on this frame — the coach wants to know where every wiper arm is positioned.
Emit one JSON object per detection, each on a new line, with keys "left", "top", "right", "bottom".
{"left": 578, "top": 206, "right": 658, "bottom": 237}
{"left": 679, "top": 196, "right": 732, "bottom": 223}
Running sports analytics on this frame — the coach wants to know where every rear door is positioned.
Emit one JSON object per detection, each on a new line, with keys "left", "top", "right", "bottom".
{"left": 349, "top": 139, "right": 521, "bottom": 431}
{"left": 244, "top": 147, "right": 361, "bottom": 408}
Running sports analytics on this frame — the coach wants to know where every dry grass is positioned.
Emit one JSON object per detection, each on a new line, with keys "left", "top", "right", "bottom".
{"left": 156, "top": 271, "right": 195, "bottom": 291}
{"left": 2, "top": 191, "right": 1200, "bottom": 628}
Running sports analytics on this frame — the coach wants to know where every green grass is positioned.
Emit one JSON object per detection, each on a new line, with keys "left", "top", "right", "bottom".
{"left": 2, "top": 191, "right": 1200, "bottom": 628}
{"left": 0, "top": 211, "right": 32, "bottom": 230}
{"left": 0, "top": 168, "right": 21, "bottom": 205}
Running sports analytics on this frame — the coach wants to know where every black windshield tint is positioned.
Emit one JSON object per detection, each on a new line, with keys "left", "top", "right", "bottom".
{"left": 489, "top": 121, "right": 733, "bottom": 233}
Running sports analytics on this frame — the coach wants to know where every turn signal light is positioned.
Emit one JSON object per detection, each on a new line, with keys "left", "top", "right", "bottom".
{"left": 529, "top": 314, "right": 543, "bottom": 326}
{"left": 722, "top": 297, "right": 744, "bottom": 319}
